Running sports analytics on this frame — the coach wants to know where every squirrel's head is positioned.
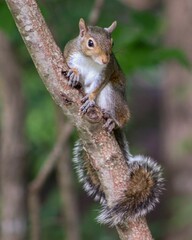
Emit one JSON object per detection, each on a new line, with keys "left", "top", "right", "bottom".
{"left": 78, "top": 18, "right": 117, "bottom": 65}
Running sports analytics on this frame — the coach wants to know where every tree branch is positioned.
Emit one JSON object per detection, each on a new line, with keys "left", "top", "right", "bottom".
{"left": 5, "top": 0, "right": 153, "bottom": 239}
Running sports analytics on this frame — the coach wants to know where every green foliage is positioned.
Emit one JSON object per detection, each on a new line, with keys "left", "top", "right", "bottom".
{"left": 113, "top": 11, "right": 190, "bottom": 74}
{"left": 37, "top": 0, "right": 93, "bottom": 46}
{"left": 22, "top": 67, "right": 57, "bottom": 178}
{"left": 0, "top": 2, "right": 18, "bottom": 37}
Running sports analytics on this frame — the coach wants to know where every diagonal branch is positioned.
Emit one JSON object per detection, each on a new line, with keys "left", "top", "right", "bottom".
{"left": 5, "top": 0, "right": 153, "bottom": 239}
{"left": 29, "top": 123, "right": 73, "bottom": 193}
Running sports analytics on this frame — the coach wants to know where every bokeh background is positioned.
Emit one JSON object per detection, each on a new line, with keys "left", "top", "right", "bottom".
{"left": 0, "top": 0, "right": 192, "bottom": 240}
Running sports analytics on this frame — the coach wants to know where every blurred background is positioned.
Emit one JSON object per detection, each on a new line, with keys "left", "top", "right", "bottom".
{"left": 0, "top": 0, "right": 192, "bottom": 240}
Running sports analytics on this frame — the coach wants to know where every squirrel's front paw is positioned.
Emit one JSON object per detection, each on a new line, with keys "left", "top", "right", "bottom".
{"left": 65, "top": 68, "right": 80, "bottom": 88}
{"left": 102, "top": 110, "right": 116, "bottom": 133}
{"left": 80, "top": 95, "right": 95, "bottom": 113}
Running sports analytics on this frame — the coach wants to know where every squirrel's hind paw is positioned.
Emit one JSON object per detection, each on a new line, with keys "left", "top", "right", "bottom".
{"left": 102, "top": 109, "right": 116, "bottom": 132}
{"left": 103, "top": 118, "right": 116, "bottom": 133}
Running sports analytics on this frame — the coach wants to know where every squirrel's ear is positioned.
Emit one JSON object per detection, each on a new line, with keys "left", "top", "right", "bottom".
{"left": 104, "top": 21, "right": 117, "bottom": 33}
{"left": 79, "top": 18, "right": 88, "bottom": 37}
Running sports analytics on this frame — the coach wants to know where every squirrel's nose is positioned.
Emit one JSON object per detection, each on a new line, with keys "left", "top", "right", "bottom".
{"left": 102, "top": 59, "right": 108, "bottom": 64}
{"left": 102, "top": 55, "right": 109, "bottom": 64}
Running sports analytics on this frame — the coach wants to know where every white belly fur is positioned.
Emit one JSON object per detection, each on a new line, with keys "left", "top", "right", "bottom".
{"left": 68, "top": 52, "right": 105, "bottom": 94}
{"left": 96, "top": 83, "right": 113, "bottom": 113}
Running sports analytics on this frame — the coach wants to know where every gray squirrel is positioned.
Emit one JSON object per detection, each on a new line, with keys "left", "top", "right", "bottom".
{"left": 63, "top": 18, "right": 164, "bottom": 226}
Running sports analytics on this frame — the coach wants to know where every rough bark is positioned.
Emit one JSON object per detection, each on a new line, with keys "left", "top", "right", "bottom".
{"left": 5, "top": 0, "right": 153, "bottom": 239}
{"left": 163, "top": 0, "right": 192, "bottom": 239}
{"left": 116, "top": 218, "right": 153, "bottom": 240}
{"left": 0, "top": 32, "right": 27, "bottom": 240}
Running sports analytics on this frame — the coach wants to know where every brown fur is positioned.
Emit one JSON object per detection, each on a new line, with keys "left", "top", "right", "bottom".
{"left": 127, "top": 168, "right": 154, "bottom": 204}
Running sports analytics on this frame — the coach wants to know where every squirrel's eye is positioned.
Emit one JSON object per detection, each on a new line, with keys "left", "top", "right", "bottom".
{"left": 88, "top": 39, "right": 94, "bottom": 47}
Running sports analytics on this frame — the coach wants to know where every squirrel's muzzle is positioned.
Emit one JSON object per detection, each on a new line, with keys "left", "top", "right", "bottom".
{"left": 101, "top": 54, "right": 110, "bottom": 65}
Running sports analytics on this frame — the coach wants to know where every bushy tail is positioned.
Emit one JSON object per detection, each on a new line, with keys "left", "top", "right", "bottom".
{"left": 73, "top": 133, "right": 164, "bottom": 226}
{"left": 73, "top": 140, "right": 106, "bottom": 203}
{"left": 97, "top": 155, "right": 164, "bottom": 226}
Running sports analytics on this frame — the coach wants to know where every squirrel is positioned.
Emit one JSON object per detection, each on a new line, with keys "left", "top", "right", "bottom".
{"left": 63, "top": 18, "right": 164, "bottom": 226}
{"left": 63, "top": 18, "right": 129, "bottom": 131}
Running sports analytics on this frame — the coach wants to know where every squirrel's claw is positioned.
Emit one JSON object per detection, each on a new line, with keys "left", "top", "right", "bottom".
{"left": 65, "top": 68, "right": 80, "bottom": 88}
{"left": 81, "top": 95, "right": 89, "bottom": 103}
{"left": 80, "top": 96, "right": 95, "bottom": 113}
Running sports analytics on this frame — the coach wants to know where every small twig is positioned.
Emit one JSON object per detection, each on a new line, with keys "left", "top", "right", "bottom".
{"left": 88, "top": 0, "right": 105, "bottom": 25}
{"left": 29, "top": 194, "right": 40, "bottom": 240}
